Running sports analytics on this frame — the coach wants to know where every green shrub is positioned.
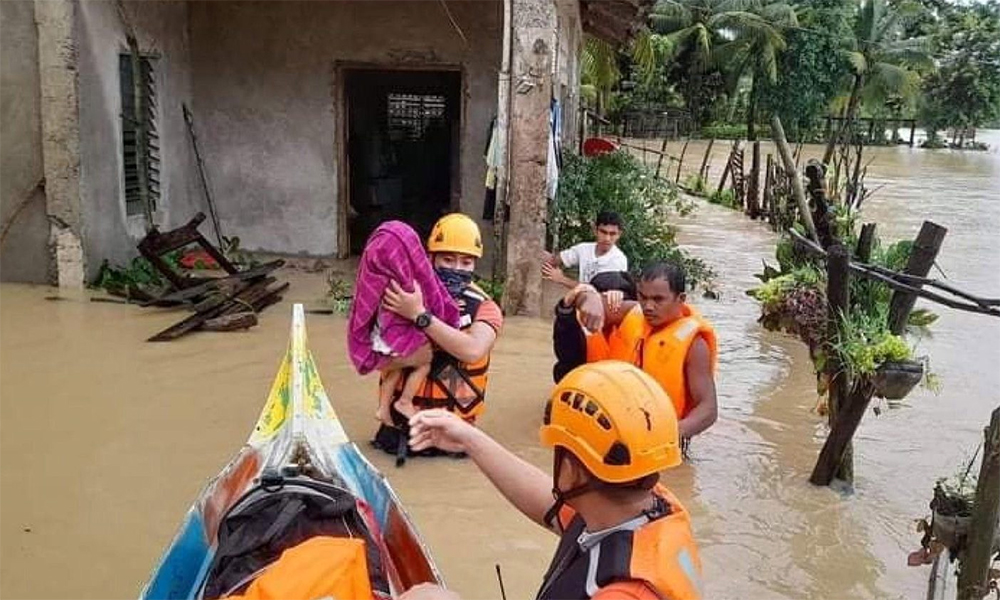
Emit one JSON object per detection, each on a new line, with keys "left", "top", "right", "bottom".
{"left": 707, "top": 189, "right": 738, "bottom": 209}
{"left": 551, "top": 151, "right": 715, "bottom": 288}
{"left": 683, "top": 173, "right": 708, "bottom": 195}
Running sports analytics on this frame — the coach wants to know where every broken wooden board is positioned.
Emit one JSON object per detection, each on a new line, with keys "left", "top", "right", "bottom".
{"left": 202, "top": 312, "right": 258, "bottom": 332}
{"left": 139, "top": 260, "right": 285, "bottom": 307}
{"left": 147, "top": 278, "right": 275, "bottom": 342}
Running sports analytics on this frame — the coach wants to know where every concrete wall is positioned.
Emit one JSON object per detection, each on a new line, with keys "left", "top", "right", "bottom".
{"left": 1, "top": 0, "right": 50, "bottom": 283}
{"left": 75, "top": 0, "right": 199, "bottom": 277}
{"left": 188, "top": 1, "right": 502, "bottom": 257}
{"left": 554, "top": 0, "right": 581, "bottom": 150}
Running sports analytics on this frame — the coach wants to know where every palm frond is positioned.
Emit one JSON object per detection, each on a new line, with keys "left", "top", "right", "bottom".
{"left": 844, "top": 50, "right": 868, "bottom": 75}
{"left": 582, "top": 35, "right": 621, "bottom": 91}
{"left": 630, "top": 29, "right": 658, "bottom": 83}
{"left": 867, "top": 60, "right": 920, "bottom": 97}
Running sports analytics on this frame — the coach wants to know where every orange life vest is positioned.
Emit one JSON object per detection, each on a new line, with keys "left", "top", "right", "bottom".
{"left": 536, "top": 485, "right": 703, "bottom": 600}
{"left": 399, "top": 284, "right": 491, "bottom": 421}
{"left": 610, "top": 305, "right": 717, "bottom": 419}
{"left": 223, "top": 536, "right": 375, "bottom": 600}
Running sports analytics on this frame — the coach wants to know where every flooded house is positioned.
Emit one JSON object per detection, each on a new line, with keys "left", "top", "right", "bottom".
{"left": 1, "top": 0, "right": 650, "bottom": 293}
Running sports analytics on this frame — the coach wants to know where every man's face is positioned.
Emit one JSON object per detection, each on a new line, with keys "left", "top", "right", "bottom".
{"left": 637, "top": 277, "right": 685, "bottom": 327}
{"left": 433, "top": 252, "right": 477, "bottom": 272}
{"left": 594, "top": 224, "right": 621, "bottom": 253}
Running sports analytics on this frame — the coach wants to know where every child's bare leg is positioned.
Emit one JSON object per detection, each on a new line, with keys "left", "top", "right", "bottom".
{"left": 395, "top": 362, "right": 431, "bottom": 419}
{"left": 377, "top": 368, "right": 403, "bottom": 425}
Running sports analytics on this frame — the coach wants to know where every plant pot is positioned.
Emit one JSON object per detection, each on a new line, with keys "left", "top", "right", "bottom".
{"left": 874, "top": 359, "right": 924, "bottom": 400}
{"left": 932, "top": 509, "right": 972, "bottom": 550}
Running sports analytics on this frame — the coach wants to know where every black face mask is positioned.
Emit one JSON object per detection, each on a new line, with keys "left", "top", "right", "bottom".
{"left": 436, "top": 267, "right": 473, "bottom": 297}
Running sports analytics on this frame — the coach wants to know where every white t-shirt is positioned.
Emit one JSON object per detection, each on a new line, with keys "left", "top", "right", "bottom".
{"left": 560, "top": 243, "right": 629, "bottom": 284}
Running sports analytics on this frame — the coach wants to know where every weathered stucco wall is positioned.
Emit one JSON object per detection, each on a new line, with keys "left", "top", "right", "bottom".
{"left": 0, "top": 0, "right": 49, "bottom": 283}
{"left": 555, "top": 0, "right": 581, "bottom": 150}
{"left": 188, "top": 1, "right": 501, "bottom": 256}
{"left": 75, "top": 0, "right": 199, "bottom": 278}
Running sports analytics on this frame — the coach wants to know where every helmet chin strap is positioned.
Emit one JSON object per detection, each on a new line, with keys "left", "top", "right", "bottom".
{"left": 544, "top": 448, "right": 601, "bottom": 529}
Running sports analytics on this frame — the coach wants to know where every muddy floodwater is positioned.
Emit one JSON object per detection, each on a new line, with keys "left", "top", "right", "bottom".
{"left": 2, "top": 133, "right": 998, "bottom": 599}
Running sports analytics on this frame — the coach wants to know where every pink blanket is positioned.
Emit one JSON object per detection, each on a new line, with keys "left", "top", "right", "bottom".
{"left": 347, "top": 221, "right": 460, "bottom": 375}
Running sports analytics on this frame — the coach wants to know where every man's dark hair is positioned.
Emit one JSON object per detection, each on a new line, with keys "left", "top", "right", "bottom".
{"left": 595, "top": 211, "right": 623, "bottom": 229}
{"left": 640, "top": 261, "right": 686, "bottom": 295}
{"left": 589, "top": 271, "right": 636, "bottom": 300}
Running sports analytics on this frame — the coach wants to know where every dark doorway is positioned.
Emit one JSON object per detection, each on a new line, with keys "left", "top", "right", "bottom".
{"left": 345, "top": 68, "right": 461, "bottom": 255}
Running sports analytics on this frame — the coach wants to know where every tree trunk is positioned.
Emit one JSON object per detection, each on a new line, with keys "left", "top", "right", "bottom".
{"left": 747, "top": 76, "right": 758, "bottom": 142}
{"left": 823, "top": 74, "right": 864, "bottom": 165}
{"left": 501, "top": 0, "right": 555, "bottom": 317}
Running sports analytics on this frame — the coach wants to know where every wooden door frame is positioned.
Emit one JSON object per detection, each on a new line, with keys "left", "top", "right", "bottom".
{"left": 333, "top": 62, "right": 465, "bottom": 258}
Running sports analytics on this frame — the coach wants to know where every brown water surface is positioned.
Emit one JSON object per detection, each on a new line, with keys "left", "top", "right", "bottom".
{"left": 1, "top": 133, "right": 998, "bottom": 599}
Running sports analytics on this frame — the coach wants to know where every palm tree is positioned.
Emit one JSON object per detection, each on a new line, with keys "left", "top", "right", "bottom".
{"left": 650, "top": 0, "right": 721, "bottom": 123}
{"left": 712, "top": 1, "right": 798, "bottom": 139}
{"left": 651, "top": 0, "right": 796, "bottom": 133}
{"left": 581, "top": 32, "right": 658, "bottom": 119}
{"left": 823, "top": 0, "right": 931, "bottom": 163}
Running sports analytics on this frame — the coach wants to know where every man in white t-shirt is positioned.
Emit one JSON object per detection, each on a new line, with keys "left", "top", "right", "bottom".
{"left": 542, "top": 211, "right": 628, "bottom": 288}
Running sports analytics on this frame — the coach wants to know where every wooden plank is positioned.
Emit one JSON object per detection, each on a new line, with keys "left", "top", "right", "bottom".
{"left": 147, "top": 278, "right": 272, "bottom": 342}
{"left": 956, "top": 406, "right": 1000, "bottom": 600}
{"left": 888, "top": 221, "right": 948, "bottom": 334}
{"left": 140, "top": 260, "right": 284, "bottom": 306}
{"left": 137, "top": 213, "right": 206, "bottom": 255}
{"left": 202, "top": 312, "right": 258, "bottom": 332}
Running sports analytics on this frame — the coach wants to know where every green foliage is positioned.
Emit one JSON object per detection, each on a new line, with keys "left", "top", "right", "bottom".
{"left": 683, "top": 173, "right": 709, "bottom": 194}
{"left": 474, "top": 276, "right": 505, "bottom": 302}
{"left": 920, "top": 1, "right": 1000, "bottom": 137}
{"left": 833, "top": 307, "right": 913, "bottom": 377}
{"left": 761, "top": 0, "right": 854, "bottom": 141}
{"left": 748, "top": 266, "right": 828, "bottom": 349}
{"left": 324, "top": 273, "right": 353, "bottom": 315}
{"left": 552, "top": 151, "right": 715, "bottom": 288}
{"left": 91, "top": 251, "right": 182, "bottom": 292}
{"left": 707, "top": 188, "right": 738, "bottom": 208}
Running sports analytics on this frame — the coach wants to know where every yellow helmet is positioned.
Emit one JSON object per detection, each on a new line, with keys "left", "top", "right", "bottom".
{"left": 427, "top": 213, "right": 483, "bottom": 258}
{"left": 540, "top": 361, "right": 681, "bottom": 483}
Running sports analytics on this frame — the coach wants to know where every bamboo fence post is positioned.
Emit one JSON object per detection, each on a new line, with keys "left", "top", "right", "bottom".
{"left": 655, "top": 135, "right": 669, "bottom": 178}
{"left": 717, "top": 140, "right": 737, "bottom": 194}
{"left": 856, "top": 223, "right": 877, "bottom": 261}
{"left": 957, "top": 406, "right": 1000, "bottom": 600}
{"left": 747, "top": 140, "right": 761, "bottom": 218}
{"left": 675, "top": 137, "right": 691, "bottom": 184}
{"left": 888, "top": 222, "right": 948, "bottom": 334}
{"left": 771, "top": 116, "right": 819, "bottom": 242}
{"left": 699, "top": 138, "right": 715, "bottom": 181}
{"left": 763, "top": 154, "right": 774, "bottom": 225}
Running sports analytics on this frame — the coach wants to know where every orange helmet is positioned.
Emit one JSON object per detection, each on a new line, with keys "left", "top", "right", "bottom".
{"left": 540, "top": 361, "right": 681, "bottom": 483}
{"left": 427, "top": 213, "right": 483, "bottom": 258}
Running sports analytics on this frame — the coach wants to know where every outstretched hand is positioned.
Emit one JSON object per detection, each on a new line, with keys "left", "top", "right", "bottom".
{"left": 409, "top": 409, "right": 478, "bottom": 454}
{"left": 383, "top": 280, "right": 426, "bottom": 322}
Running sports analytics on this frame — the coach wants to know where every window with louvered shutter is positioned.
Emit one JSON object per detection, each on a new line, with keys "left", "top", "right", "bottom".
{"left": 119, "top": 54, "right": 160, "bottom": 217}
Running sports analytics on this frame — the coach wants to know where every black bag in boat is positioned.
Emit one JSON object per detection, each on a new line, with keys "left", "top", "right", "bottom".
{"left": 200, "top": 471, "right": 389, "bottom": 599}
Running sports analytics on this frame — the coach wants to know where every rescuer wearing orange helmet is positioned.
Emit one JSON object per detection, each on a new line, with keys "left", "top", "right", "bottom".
{"left": 376, "top": 213, "right": 504, "bottom": 457}
{"left": 400, "top": 361, "right": 703, "bottom": 600}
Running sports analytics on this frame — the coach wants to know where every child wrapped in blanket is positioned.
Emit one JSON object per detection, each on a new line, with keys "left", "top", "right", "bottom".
{"left": 347, "top": 221, "right": 461, "bottom": 426}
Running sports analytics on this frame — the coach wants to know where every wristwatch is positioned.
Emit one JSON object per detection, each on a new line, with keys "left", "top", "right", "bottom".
{"left": 414, "top": 312, "right": 433, "bottom": 330}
